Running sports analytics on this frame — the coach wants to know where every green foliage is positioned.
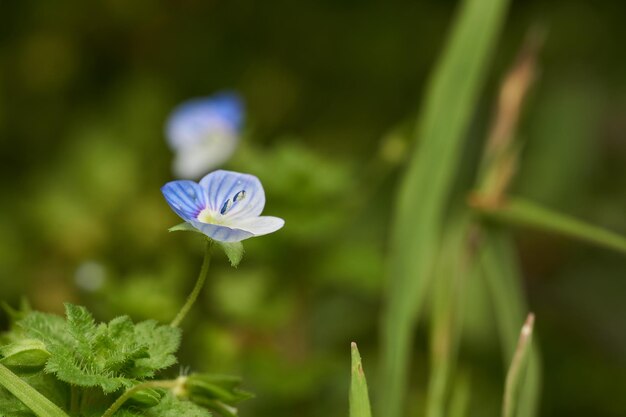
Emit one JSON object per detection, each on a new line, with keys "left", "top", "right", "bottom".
{"left": 380, "top": 0, "right": 510, "bottom": 415}
{"left": 18, "top": 304, "right": 181, "bottom": 393}
{"left": 143, "top": 393, "right": 212, "bottom": 417}
{"left": 0, "top": 303, "right": 255, "bottom": 417}
{"left": 0, "top": 363, "right": 69, "bottom": 417}
{"left": 480, "top": 231, "right": 541, "bottom": 417}
{"left": 216, "top": 242, "right": 245, "bottom": 268}
{"left": 0, "top": 339, "right": 50, "bottom": 373}
{"left": 473, "top": 197, "right": 626, "bottom": 255}
{"left": 349, "top": 343, "right": 372, "bottom": 417}
{"left": 186, "top": 374, "right": 254, "bottom": 417}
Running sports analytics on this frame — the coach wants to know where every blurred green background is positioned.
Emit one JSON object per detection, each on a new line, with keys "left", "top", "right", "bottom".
{"left": 1, "top": 1, "right": 625, "bottom": 416}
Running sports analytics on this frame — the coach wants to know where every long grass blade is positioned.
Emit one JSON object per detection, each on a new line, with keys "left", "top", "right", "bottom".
{"left": 379, "top": 0, "right": 510, "bottom": 415}
{"left": 0, "top": 363, "right": 70, "bottom": 417}
{"left": 471, "top": 196, "right": 626, "bottom": 255}
{"left": 481, "top": 230, "right": 541, "bottom": 417}
{"left": 448, "top": 371, "right": 471, "bottom": 417}
{"left": 502, "top": 314, "right": 536, "bottom": 417}
{"left": 350, "top": 342, "right": 373, "bottom": 417}
{"left": 426, "top": 218, "right": 475, "bottom": 417}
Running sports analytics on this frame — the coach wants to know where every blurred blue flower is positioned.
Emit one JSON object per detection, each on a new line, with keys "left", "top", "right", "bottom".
{"left": 166, "top": 92, "right": 244, "bottom": 179}
{"left": 162, "top": 170, "right": 284, "bottom": 242}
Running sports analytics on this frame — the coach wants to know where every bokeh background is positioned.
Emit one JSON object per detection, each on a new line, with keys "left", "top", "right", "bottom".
{"left": 1, "top": 1, "right": 625, "bottom": 416}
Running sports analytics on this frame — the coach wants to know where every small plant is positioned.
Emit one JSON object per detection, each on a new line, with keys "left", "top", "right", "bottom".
{"left": 0, "top": 170, "right": 284, "bottom": 417}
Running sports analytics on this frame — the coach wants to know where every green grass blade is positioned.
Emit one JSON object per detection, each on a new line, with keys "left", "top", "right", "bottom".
{"left": 481, "top": 230, "right": 541, "bottom": 417}
{"left": 379, "top": 0, "right": 510, "bottom": 415}
{"left": 426, "top": 219, "right": 474, "bottom": 417}
{"left": 502, "top": 314, "right": 536, "bottom": 417}
{"left": 0, "top": 363, "right": 70, "bottom": 417}
{"left": 448, "top": 371, "right": 470, "bottom": 417}
{"left": 472, "top": 196, "right": 626, "bottom": 255}
{"left": 350, "top": 343, "right": 372, "bottom": 417}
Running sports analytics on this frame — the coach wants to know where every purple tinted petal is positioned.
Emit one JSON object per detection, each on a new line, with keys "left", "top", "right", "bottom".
{"left": 161, "top": 180, "right": 208, "bottom": 221}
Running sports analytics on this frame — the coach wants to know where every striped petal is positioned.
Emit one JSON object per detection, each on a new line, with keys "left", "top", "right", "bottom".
{"left": 161, "top": 180, "right": 208, "bottom": 221}
{"left": 189, "top": 220, "right": 255, "bottom": 242}
{"left": 199, "top": 170, "right": 265, "bottom": 219}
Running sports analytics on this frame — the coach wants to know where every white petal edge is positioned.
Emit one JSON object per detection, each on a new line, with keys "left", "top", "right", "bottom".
{"left": 226, "top": 216, "right": 285, "bottom": 236}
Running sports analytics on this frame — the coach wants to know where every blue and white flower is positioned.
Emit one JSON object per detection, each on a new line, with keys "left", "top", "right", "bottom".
{"left": 166, "top": 92, "right": 243, "bottom": 179}
{"left": 162, "top": 170, "right": 284, "bottom": 242}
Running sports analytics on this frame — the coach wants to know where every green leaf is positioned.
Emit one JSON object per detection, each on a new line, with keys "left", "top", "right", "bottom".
{"left": 18, "top": 304, "right": 181, "bottom": 393}
{"left": 426, "top": 218, "right": 473, "bottom": 417}
{"left": 0, "top": 363, "right": 69, "bottom": 417}
{"left": 0, "top": 339, "right": 50, "bottom": 373}
{"left": 379, "top": 0, "right": 511, "bottom": 415}
{"left": 471, "top": 196, "right": 626, "bottom": 255}
{"left": 187, "top": 373, "right": 254, "bottom": 417}
{"left": 127, "top": 388, "right": 165, "bottom": 407}
{"left": 502, "top": 314, "right": 535, "bottom": 417}
{"left": 349, "top": 343, "right": 372, "bottom": 417}
{"left": 480, "top": 230, "right": 541, "bottom": 417}
{"left": 216, "top": 241, "right": 244, "bottom": 267}
{"left": 144, "top": 393, "right": 212, "bottom": 417}
{"left": 168, "top": 222, "right": 201, "bottom": 234}
{"left": 130, "top": 321, "right": 181, "bottom": 378}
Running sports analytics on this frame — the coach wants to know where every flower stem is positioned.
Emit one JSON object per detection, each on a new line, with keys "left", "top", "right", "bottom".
{"left": 170, "top": 239, "right": 214, "bottom": 327}
{"left": 101, "top": 380, "right": 177, "bottom": 417}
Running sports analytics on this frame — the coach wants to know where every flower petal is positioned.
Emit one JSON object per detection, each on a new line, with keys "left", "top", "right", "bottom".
{"left": 161, "top": 180, "right": 208, "bottom": 221}
{"left": 172, "top": 134, "right": 238, "bottom": 179}
{"left": 226, "top": 216, "right": 285, "bottom": 236}
{"left": 166, "top": 93, "right": 243, "bottom": 150}
{"left": 199, "top": 170, "right": 265, "bottom": 218}
{"left": 188, "top": 220, "right": 255, "bottom": 242}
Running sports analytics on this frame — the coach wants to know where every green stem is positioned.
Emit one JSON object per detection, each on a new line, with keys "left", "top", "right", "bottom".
{"left": 70, "top": 386, "right": 80, "bottom": 414}
{"left": 0, "top": 363, "right": 69, "bottom": 417}
{"left": 170, "top": 240, "right": 214, "bottom": 327}
{"left": 471, "top": 195, "right": 626, "bottom": 255}
{"left": 101, "top": 380, "right": 177, "bottom": 417}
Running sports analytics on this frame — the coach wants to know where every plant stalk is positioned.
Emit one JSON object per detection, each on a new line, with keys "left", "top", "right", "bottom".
{"left": 170, "top": 239, "right": 214, "bottom": 327}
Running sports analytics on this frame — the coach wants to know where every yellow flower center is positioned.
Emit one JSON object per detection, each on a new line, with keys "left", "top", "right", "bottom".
{"left": 197, "top": 208, "right": 221, "bottom": 224}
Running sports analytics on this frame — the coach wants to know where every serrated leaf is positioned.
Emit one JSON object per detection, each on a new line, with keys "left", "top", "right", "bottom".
{"left": 18, "top": 305, "right": 181, "bottom": 393}
{"left": 216, "top": 241, "right": 244, "bottom": 267}
{"left": 130, "top": 321, "right": 181, "bottom": 378}
{"left": 144, "top": 393, "right": 212, "bottom": 417}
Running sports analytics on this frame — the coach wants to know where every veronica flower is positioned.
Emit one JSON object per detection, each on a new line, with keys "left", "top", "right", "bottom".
{"left": 162, "top": 170, "right": 284, "bottom": 242}
{"left": 166, "top": 92, "right": 243, "bottom": 179}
